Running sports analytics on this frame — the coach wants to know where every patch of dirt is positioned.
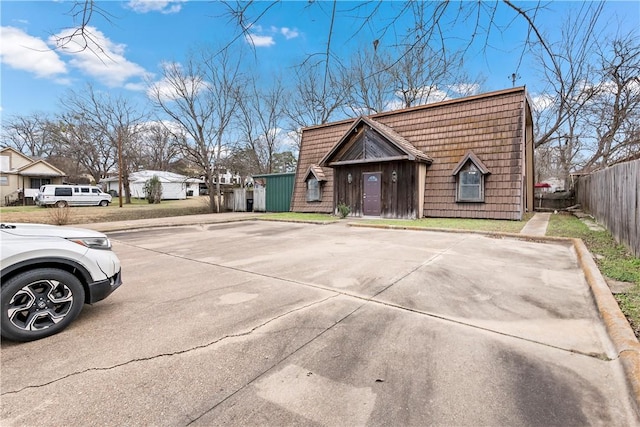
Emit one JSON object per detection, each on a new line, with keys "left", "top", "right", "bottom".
{"left": 1, "top": 197, "right": 214, "bottom": 225}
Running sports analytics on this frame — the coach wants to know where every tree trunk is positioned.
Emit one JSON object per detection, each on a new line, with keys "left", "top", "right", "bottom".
{"left": 207, "top": 177, "right": 216, "bottom": 213}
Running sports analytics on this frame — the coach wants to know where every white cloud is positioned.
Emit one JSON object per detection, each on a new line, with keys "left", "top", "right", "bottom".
{"left": 124, "top": 81, "right": 149, "bottom": 92}
{"left": 282, "top": 129, "right": 300, "bottom": 154}
{"left": 126, "top": 0, "right": 186, "bottom": 14}
{"left": 147, "top": 78, "right": 178, "bottom": 101}
{"left": 50, "top": 26, "right": 149, "bottom": 87}
{"left": 0, "top": 26, "right": 67, "bottom": 78}
{"left": 531, "top": 93, "right": 555, "bottom": 111}
{"left": 147, "top": 63, "right": 210, "bottom": 102}
{"left": 245, "top": 33, "right": 275, "bottom": 47}
{"left": 448, "top": 83, "right": 480, "bottom": 96}
{"left": 280, "top": 27, "right": 299, "bottom": 40}
{"left": 244, "top": 25, "right": 299, "bottom": 47}
{"left": 395, "top": 86, "right": 450, "bottom": 106}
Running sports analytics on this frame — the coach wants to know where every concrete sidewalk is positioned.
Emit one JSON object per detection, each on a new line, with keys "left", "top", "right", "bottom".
{"left": 520, "top": 212, "right": 551, "bottom": 236}
{"left": 78, "top": 211, "right": 263, "bottom": 233}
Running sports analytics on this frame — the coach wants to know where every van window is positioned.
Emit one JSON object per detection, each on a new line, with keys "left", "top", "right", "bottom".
{"left": 74, "top": 187, "right": 79, "bottom": 193}
{"left": 92, "top": 188, "right": 100, "bottom": 194}
{"left": 55, "top": 188, "right": 73, "bottom": 197}
{"left": 81, "top": 187, "right": 90, "bottom": 193}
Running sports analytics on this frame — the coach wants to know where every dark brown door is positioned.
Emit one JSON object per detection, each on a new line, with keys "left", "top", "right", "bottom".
{"left": 363, "top": 172, "right": 381, "bottom": 216}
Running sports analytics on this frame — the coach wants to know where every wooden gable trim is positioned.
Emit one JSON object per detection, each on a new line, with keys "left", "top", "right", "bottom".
{"left": 452, "top": 151, "right": 491, "bottom": 176}
{"left": 319, "top": 116, "right": 431, "bottom": 166}
{"left": 17, "top": 159, "right": 66, "bottom": 176}
{"left": 0, "top": 147, "right": 33, "bottom": 164}
{"left": 328, "top": 155, "right": 410, "bottom": 166}
{"left": 1, "top": 147, "right": 34, "bottom": 172}
{"left": 303, "top": 165, "right": 327, "bottom": 182}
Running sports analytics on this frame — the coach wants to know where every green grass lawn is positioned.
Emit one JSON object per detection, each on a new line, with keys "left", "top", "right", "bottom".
{"left": 259, "top": 212, "right": 534, "bottom": 232}
{"left": 546, "top": 212, "right": 640, "bottom": 336}
{"left": 357, "top": 213, "right": 534, "bottom": 233}
{"left": 260, "top": 212, "right": 339, "bottom": 222}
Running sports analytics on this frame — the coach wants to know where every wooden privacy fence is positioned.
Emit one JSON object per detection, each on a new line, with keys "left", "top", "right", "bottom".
{"left": 228, "top": 188, "right": 266, "bottom": 212}
{"left": 575, "top": 159, "right": 640, "bottom": 257}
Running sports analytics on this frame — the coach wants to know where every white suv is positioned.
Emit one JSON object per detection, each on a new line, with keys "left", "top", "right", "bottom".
{"left": 0, "top": 223, "right": 122, "bottom": 341}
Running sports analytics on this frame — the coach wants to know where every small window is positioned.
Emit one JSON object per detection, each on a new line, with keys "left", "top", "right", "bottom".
{"left": 81, "top": 187, "right": 90, "bottom": 193}
{"left": 55, "top": 187, "right": 73, "bottom": 197}
{"left": 0, "top": 175, "right": 8, "bottom": 186}
{"left": 30, "top": 178, "right": 51, "bottom": 189}
{"left": 0, "top": 155, "right": 9, "bottom": 172}
{"left": 306, "top": 178, "right": 321, "bottom": 202}
{"left": 74, "top": 187, "right": 79, "bottom": 193}
{"left": 456, "top": 162, "right": 485, "bottom": 202}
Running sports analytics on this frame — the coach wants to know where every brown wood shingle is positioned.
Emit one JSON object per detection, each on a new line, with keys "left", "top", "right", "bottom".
{"left": 291, "top": 87, "right": 533, "bottom": 219}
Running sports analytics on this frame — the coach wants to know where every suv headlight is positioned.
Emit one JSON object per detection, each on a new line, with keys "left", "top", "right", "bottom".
{"left": 67, "top": 237, "right": 112, "bottom": 250}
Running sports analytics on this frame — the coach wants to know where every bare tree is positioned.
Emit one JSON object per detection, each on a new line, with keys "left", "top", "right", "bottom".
{"left": 49, "top": 1, "right": 117, "bottom": 58}
{"left": 340, "top": 45, "right": 395, "bottom": 115}
{"left": 237, "top": 76, "right": 287, "bottom": 174}
{"left": 285, "top": 59, "right": 346, "bottom": 149}
{"left": 54, "top": 84, "right": 146, "bottom": 204}
{"left": 1, "top": 113, "right": 55, "bottom": 157}
{"left": 580, "top": 34, "right": 640, "bottom": 169}
{"left": 532, "top": 4, "right": 604, "bottom": 150}
{"left": 533, "top": 14, "right": 639, "bottom": 185}
{"left": 137, "top": 122, "right": 182, "bottom": 171}
{"left": 148, "top": 47, "right": 243, "bottom": 212}
{"left": 225, "top": 146, "right": 257, "bottom": 186}
{"left": 386, "top": 2, "right": 456, "bottom": 108}
{"left": 50, "top": 113, "right": 116, "bottom": 184}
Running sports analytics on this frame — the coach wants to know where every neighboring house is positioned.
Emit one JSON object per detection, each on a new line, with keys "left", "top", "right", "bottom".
{"left": 101, "top": 170, "right": 203, "bottom": 200}
{"left": 0, "top": 147, "right": 66, "bottom": 206}
{"left": 291, "top": 87, "right": 534, "bottom": 220}
{"left": 536, "top": 178, "right": 565, "bottom": 193}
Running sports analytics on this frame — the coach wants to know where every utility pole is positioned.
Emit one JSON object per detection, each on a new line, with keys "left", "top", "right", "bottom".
{"left": 118, "top": 129, "right": 123, "bottom": 208}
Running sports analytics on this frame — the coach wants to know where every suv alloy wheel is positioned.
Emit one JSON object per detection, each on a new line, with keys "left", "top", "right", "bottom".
{"left": 1, "top": 268, "right": 85, "bottom": 341}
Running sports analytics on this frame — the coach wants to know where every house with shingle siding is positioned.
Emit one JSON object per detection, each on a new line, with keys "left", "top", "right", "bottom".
{"left": 291, "top": 87, "right": 534, "bottom": 220}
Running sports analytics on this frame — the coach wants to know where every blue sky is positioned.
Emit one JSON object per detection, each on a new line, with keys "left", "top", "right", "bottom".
{"left": 1, "top": 1, "right": 638, "bottom": 121}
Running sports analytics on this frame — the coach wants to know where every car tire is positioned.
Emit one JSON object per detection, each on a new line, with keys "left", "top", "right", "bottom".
{"left": 99, "top": 200, "right": 109, "bottom": 207}
{"left": 56, "top": 200, "right": 68, "bottom": 208}
{"left": 1, "top": 268, "right": 85, "bottom": 342}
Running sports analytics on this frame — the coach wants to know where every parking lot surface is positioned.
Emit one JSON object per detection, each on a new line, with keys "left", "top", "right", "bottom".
{"left": 1, "top": 220, "right": 638, "bottom": 426}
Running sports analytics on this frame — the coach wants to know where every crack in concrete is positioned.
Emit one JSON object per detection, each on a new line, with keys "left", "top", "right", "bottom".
{"left": 0, "top": 294, "right": 340, "bottom": 396}
{"left": 116, "top": 239, "right": 615, "bottom": 361}
{"left": 186, "top": 292, "right": 369, "bottom": 425}
{"left": 3, "top": 233, "right": 616, "bottom": 425}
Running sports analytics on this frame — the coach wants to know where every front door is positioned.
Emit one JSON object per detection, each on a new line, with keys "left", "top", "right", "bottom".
{"left": 363, "top": 172, "right": 381, "bottom": 216}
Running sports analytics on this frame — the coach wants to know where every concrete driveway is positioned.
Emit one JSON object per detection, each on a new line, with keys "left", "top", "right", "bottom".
{"left": 1, "top": 220, "right": 638, "bottom": 426}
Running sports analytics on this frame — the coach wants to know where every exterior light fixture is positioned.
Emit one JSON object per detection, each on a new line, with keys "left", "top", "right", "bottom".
{"left": 347, "top": 173, "right": 353, "bottom": 184}
{"left": 392, "top": 170, "right": 397, "bottom": 183}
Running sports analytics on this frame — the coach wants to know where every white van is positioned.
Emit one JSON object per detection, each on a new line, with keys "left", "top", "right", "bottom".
{"left": 36, "top": 185, "right": 112, "bottom": 207}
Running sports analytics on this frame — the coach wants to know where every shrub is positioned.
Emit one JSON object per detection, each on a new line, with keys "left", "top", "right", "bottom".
{"left": 48, "top": 205, "right": 72, "bottom": 225}
{"left": 337, "top": 202, "right": 351, "bottom": 219}
{"left": 144, "top": 176, "right": 163, "bottom": 204}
